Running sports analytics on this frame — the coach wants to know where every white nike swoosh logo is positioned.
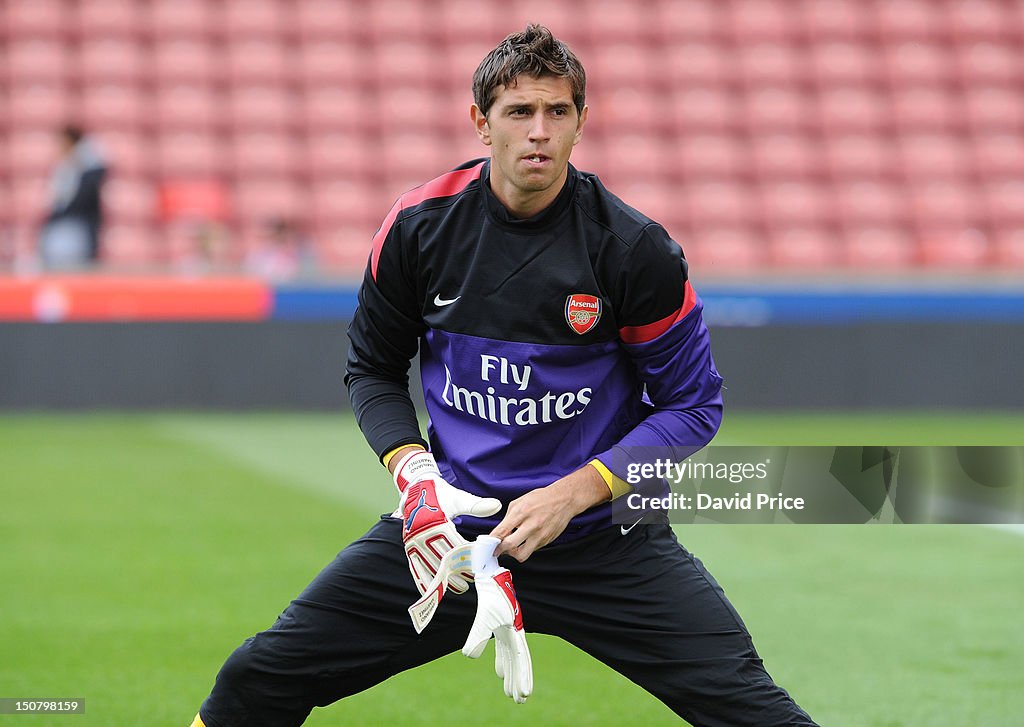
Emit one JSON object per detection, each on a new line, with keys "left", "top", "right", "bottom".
{"left": 620, "top": 516, "right": 644, "bottom": 535}
{"left": 434, "top": 294, "right": 461, "bottom": 307}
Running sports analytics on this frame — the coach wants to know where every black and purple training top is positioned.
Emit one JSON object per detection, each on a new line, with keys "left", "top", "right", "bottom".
{"left": 345, "top": 159, "right": 724, "bottom": 542}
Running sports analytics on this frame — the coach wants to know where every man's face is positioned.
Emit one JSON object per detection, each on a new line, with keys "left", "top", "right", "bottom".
{"left": 471, "top": 75, "right": 587, "bottom": 216}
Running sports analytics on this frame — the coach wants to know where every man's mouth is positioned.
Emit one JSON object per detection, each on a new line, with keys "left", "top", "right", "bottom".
{"left": 523, "top": 154, "right": 551, "bottom": 165}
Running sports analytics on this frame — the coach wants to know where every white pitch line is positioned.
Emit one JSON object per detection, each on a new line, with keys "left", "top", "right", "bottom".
{"left": 986, "top": 524, "right": 1024, "bottom": 537}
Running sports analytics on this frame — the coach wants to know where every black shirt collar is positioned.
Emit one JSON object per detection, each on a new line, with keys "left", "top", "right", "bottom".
{"left": 480, "top": 160, "right": 577, "bottom": 230}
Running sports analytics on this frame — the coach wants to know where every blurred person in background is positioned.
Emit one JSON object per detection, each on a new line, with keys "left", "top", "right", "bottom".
{"left": 244, "top": 216, "right": 318, "bottom": 281}
{"left": 38, "top": 124, "right": 108, "bottom": 269}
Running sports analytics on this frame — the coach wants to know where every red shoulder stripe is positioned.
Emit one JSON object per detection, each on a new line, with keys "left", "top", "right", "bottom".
{"left": 619, "top": 280, "right": 697, "bottom": 344}
{"left": 370, "top": 162, "right": 485, "bottom": 281}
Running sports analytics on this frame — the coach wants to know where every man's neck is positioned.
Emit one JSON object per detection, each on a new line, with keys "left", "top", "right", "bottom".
{"left": 489, "top": 169, "right": 568, "bottom": 219}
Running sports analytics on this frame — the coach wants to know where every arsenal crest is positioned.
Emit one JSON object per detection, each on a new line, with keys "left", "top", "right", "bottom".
{"left": 565, "top": 294, "right": 602, "bottom": 335}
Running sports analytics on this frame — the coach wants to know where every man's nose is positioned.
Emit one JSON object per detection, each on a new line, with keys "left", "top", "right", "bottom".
{"left": 528, "top": 113, "right": 550, "bottom": 141}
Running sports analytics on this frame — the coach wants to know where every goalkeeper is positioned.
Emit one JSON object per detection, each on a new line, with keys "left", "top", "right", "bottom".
{"left": 191, "top": 24, "right": 817, "bottom": 727}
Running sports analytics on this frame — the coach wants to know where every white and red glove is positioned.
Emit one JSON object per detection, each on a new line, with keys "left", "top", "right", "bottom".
{"left": 394, "top": 450, "right": 501, "bottom": 595}
{"left": 462, "top": 536, "right": 533, "bottom": 704}
{"left": 407, "top": 535, "right": 533, "bottom": 704}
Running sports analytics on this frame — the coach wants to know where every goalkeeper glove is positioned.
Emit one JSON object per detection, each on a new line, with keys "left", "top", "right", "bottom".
{"left": 462, "top": 536, "right": 533, "bottom": 704}
{"left": 394, "top": 450, "right": 501, "bottom": 595}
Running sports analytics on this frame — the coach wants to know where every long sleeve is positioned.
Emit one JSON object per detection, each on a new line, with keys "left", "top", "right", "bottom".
{"left": 344, "top": 200, "right": 428, "bottom": 459}
{"left": 594, "top": 225, "right": 724, "bottom": 480}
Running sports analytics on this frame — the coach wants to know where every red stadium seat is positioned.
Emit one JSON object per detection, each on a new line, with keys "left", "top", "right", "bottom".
{"left": 226, "top": 40, "right": 293, "bottom": 86}
{"left": 884, "top": 42, "right": 951, "bottom": 84}
{"left": 835, "top": 181, "right": 909, "bottom": 224}
{"left": 825, "top": 134, "right": 896, "bottom": 179}
{"left": 585, "top": 2, "right": 650, "bottom": 41}
{"left": 602, "top": 134, "right": 674, "bottom": 184}
{"left": 652, "top": 0, "right": 724, "bottom": 40}
{"left": 972, "top": 134, "right": 1024, "bottom": 179}
{"left": 750, "top": 133, "right": 822, "bottom": 180}
{"left": 376, "top": 88, "right": 446, "bottom": 132}
{"left": 228, "top": 86, "right": 298, "bottom": 132}
{"left": 809, "top": 41, "right": 881, "bottom": 85}
{"left": 380, "top": 132, "right": 457, "bottom": 183}
{"left": 686, "top": 226, "right": 764, "bottom": 272}
{"left": 963, "top": 86, "right": 1024, "bottom": 131}
{"left": 305, "top": 133, "right": 379, "bottom": 180}
{"left": 8, "top": 177, "right": 51, "bottom": 226}
{"left": 154, "top": 85, "right": 221, "bottom": 133}
{"left": 738, "top": 43, "right": 807, "bottom": 87}
{"left": 583, "top": 87, "right": 666, "bottom": 136}
{"left": 438, "top": 0, "right": 500, "bottom": 43}
{"left": 6, "top": 131, "right": 58, "bottom": 177}
{"left": 918, "top": 229, "right": 990, "bottom": 268}
{"left": 233, "top": 180, "right": 307, "bottom": 225}
{"left": 501, "top": 2, "right": 584, "bottom": 46}
{"left": 372, "top": 41, "right": 444, "bottom": 87}
{"left": 844, "top": 226, "right": 917, "bottom": 268}
{"left": 588, "top": 44, "right": 659, "bottom": 90}
{"left": 310, "top": 179, "right": 385, "bottom": 229}
{"left": 446, "top": 40, "right": 502, "bottom": 89}
{"left": 946, "top": 0, "right": 1013, "bottom": 41}
{"left": 983, "top": 180, "right": 1024, "bottom": 222}
{"left": 101, "top": 224, "right": 164, "bottom": 267}
{"left": 301, "top": 87, "right": 376, "bottom": 133}
{"left": 956, "top": 42, "right": 1019, "bottom": 83}
{"left": 314, "top": 228, "right": 374, "bottom": 272}
{"left": 992, "top": 228, "right": 1024, "bottom": 266}
{"left": 147, "top": 0, "right": 218, "bottom": 40}
{"left": 5, "top": 0, "right": 68, "bottom": 38}
{"left": 759, "top": 182, "right": 833, "bottom": 226}
{"left": 769, "top": 225, "right": 842, "bottom": 269}
{"left": 663, "top": 42, "right": 735, "bottom": 88}
{"left": 743, "top": 86, "right": 813, "bottom": 132}
{"left": 79, "top": 85, "right": 150, "bottom": 130}
{"left": 222, "top": 0, "right": 292, "bottom": 40}
{"left": 686, "top": 181, "right": 756, "bottom": 225}
{"left": 800, "top": 0, "right": 872, "bottom": 39}
{"left": 77, "top": 39, "right": 148, "bottom": 86}
{"left": 675, "top": 134, "right": 747, "bottom": 180}
{"left": 612, "top": 182, "right": 678, "bottom": 227}
{"left": 104, "top": 178, "right": 157, "bottom": 225}
{"left": 297, "top": 40, "right": 369, "bottom": 88}
{"left": 898, "top": 133, "right": 970, "bottom": 179}
{"left": 365, "top": 0, "right": 434, "bottom": 40}
{"left": 7, "top": 84, "right": 71, "bottom": 128}
{"left": 817, "top": 87, "right": 890, "bottom": 132}
{"left": 890, "top": 86, "right": 961, "bottom": 131}
{"left": 670, "top": 88, "right": 741, "bottom": 131}
{"left": 152, "top": 40, "right": 220, "bottom": 85}
{"left": 908, "top": 180, "right": 982, "bottom": 227}
{"left": 98, "top": 131, "right": 153, "bottom": 177}
{"left": 158, "top": 181, "right": 231, "bottom": 223}
{"left": 874, "top": 0, "right": 942, "bottom": 38}
{"left": 728, "top": 0, "right": 794, "bottom": 41}
{"left": 7, "top": 40, "right": 69, "bottom": 83}
{"left": 230, "top": 132, "right": 303, "bottom": 178}
{"left": 296, "top": 1, "right": 365, "bottom": 41}
{"left": 0, "top": 180, "right": 14, "bottom": 238}
{"left": 76, "top": 0, "right": 146, "bottom": 38}
{"left": 157, "top": 133, "right": 228, "bottom": 177}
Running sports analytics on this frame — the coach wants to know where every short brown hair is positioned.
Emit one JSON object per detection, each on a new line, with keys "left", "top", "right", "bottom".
{"left": 473, "top": 24, "right": 586, "bottom": 118}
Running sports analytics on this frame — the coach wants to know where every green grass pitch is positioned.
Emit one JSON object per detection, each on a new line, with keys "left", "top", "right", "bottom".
{"left": 2, "top": 412, "right": 1022, "bottom": 726}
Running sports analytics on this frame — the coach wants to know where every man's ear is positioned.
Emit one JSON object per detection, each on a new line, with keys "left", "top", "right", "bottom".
{"left": 573, "top": 105, "right": 589, "bottom": 146}
{"left": 470, "top": 104, "right": 492, "bottom": 146}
